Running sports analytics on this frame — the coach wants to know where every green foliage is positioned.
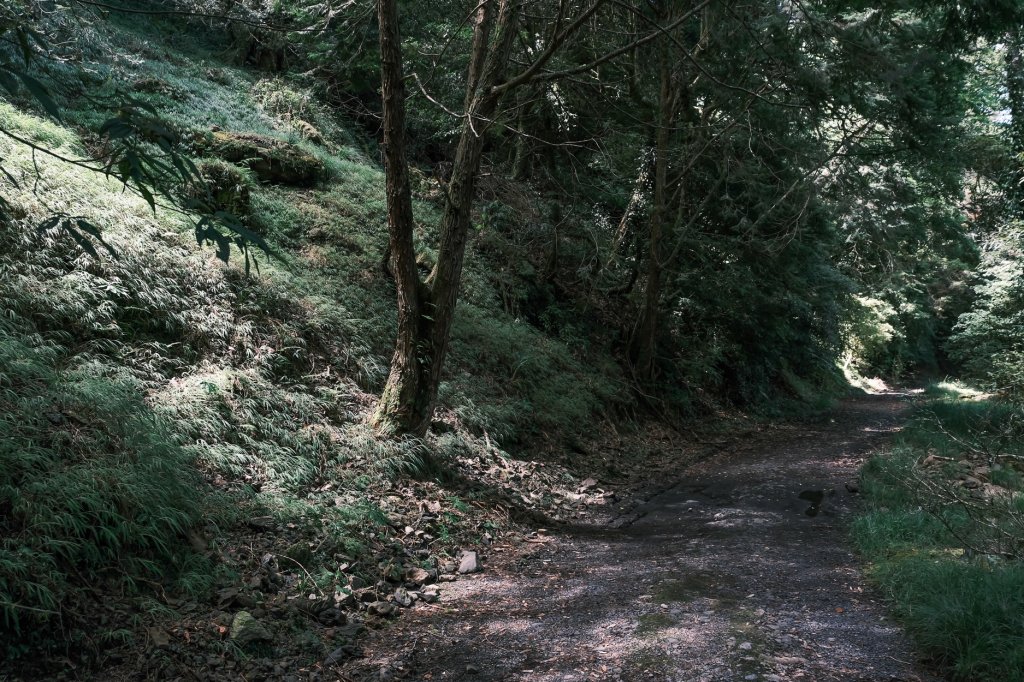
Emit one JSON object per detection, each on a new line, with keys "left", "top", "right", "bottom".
{"left": 872, "top": 557, "right": 1024, "bottom": 681}
{"left": 948, "top": 222, "right": 1024, "bottom": 396}
{"left": 444, "top": 305, "right": 626, "bottom": 442}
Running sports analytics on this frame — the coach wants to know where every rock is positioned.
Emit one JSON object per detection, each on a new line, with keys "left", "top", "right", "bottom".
{"left": 439, "top": 560, "right": 457, "bottom": 574}
{"left": 458, "top": 551, "right": 480, "bottom": 574}
{"left": 367, "top": 601, "right": 396, "bottom": 617}
{"left": 334, "top": 622, "right": 366, "bottom": 644}
{"left": 318, "top": 607, "right": 346, "bottom": 625}
{"left": 148, "top": 627, "right": 171, "bottom": 648}
{"left": 404, "top": 566, "right": 432, "bottom": 586}
{"left": 333, "top": 590, "right": 356, "bottom": 608}
{"left": 354, "top": 587, "right": 377, "bottom": 603}
{"left": 739, "top": 641, "right": 753, "bottom": 650}
{"left": 393, "top": 588, "right": 413, "bottom": 608}
{"left": 438, "top": 573, "right": 458, "bottom": 582}
{"left": 230, "top": 611, "right": 272, "bottom": 645}
{"left": 963, "top": 476, "right": 982, "bottom": 489}
{"left": 466, "top": 664, "right": 480, "bottom": 675}
{"left": 324, "top": 646, "right": 356, "bottom": 666}
{"left": 419, "top": 588, "right": 440, "bottom": 603}
{"left": 844, "top": 480, "right": 859, "bottom": 494}
{"left": 579, "top": 477, "right": 599, "bottom": 491}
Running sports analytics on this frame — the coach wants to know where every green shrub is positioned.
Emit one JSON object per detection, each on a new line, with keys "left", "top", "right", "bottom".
{"left": 871, "top": 558, "right": 1024, "bottom": 681}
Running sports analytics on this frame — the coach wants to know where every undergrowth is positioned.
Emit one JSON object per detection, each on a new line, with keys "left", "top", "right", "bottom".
{"left": 852, "top": 383, "right": 1024, "bottom": 681}
{"left": 0, "top": 315, "right": 207, "bottom": 649}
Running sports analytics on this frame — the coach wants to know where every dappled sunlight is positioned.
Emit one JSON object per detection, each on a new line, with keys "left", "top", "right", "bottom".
{"left": 2, "top": 0, "right": 1019, "bottom": 677}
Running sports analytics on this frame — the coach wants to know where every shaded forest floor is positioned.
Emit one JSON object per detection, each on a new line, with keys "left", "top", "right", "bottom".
{"left": 341, "top": 392, "right": 935, "bottom": 682}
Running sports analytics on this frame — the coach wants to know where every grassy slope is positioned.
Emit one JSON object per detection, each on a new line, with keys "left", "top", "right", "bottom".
{"left": 851, "top": 383, "right": 1024, "bottom": 681}
{"left": 0, "top": 13, "right": 628, "bottom": 669}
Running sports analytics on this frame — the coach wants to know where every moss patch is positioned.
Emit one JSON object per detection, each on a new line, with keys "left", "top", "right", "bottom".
{"left": 200, "top": 131, "right": 324, "bottom": 186}
{"left": 654, "top": 570, "right": 738, "bottom": 603}
{"left": 636, "top": 611, "right": 676, "bottom": 636}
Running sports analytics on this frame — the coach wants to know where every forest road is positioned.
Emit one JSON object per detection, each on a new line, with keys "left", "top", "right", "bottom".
{"left": 344, "top": 392, "right": 937, "bottom": 682}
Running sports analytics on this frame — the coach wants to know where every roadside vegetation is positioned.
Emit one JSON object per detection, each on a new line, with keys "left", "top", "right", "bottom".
{"left": 853, "top": 384, "right": 1024, "bottom": 681}
{"left": 0, "top": 11, "right": 628, "bottom": 675}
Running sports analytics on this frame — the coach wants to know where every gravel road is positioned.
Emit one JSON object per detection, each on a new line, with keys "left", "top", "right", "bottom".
{"left": 345, "top": 393, "right": 936, "bottom": 682}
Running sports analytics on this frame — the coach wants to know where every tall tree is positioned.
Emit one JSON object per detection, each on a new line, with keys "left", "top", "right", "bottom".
{"left": 372, "top": 0, "right": 702, "bottom": 435}
{"left": 373, "top": 0, "right": 523, "bottom": 436}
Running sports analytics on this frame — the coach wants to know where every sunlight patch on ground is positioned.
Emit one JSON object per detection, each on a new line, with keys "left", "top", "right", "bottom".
{"left": 934, "top": 380, "right": 991, "bottom": 400}
{"left": 853, "top": 376, "right": 893, "bottom": 394}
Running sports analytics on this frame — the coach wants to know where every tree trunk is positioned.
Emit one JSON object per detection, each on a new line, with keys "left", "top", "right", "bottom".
{"left": 371, "top": 0, "right": 433, "bottom": 436}
{"left": 630, "top": 44, "right": 677, "bottom": 384}
{"left": 511, "top": 91, "right": 537, "bottom": 180}
{"left": 1007, "top": 29, "right": 1024, "bottom": 213}
{"left": 372, "top": 0, "right": 521, "bottom": 436}
{"left": 610, "top": 148, "right": 654, "bottom": 262}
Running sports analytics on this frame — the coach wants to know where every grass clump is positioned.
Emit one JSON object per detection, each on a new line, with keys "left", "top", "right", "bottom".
{"left": 852, "top": 387, "right": 1024, "bottom": 680}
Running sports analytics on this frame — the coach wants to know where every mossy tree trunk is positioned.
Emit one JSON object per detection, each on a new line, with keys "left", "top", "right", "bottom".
{"left": 372, "top": 0, "right": 521, "bottom": 437}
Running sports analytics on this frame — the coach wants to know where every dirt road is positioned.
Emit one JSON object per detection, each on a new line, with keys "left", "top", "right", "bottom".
{"left": 344, "top": 393, "right": 934, "bottom": 681}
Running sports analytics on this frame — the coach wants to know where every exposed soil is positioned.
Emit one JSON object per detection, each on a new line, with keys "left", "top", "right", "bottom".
{"left": 341, "top": 392, "right": 936, "bottom": 681}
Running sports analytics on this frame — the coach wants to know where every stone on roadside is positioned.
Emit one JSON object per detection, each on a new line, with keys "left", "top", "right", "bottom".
{"left": 458, "top": 551, "right": 480, "bottom": 574}
{"left": 354, "top": 587, "right": 377, "bottom": 603}
{"left": 230, "top": 611, "right": 273, "bottom": 645}
{"left": 405, "top": 566, "right": 432, "bottom": 585}
{"left": 368, "top": 601, "right": 396, "bottom": 617}
{"left": 318, "top": 607, "right": 346, "bottom": 625}
{"left": 324, "top": 646, "right": 356, "bottom": 666}
{"left": 148, "top": 627, "right": 171, "bottom": 648}
{"left": 394, "top": 587, "right": 413, "bottom": 608}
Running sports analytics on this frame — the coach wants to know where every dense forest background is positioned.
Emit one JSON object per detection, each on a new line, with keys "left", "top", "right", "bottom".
{"left": 2, "top": 0, "right": 1024, "bottom": 679}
